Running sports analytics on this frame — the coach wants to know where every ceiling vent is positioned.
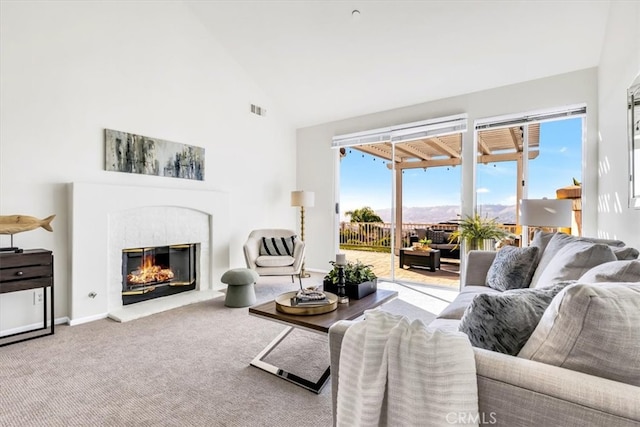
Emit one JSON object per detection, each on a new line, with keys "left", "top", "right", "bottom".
{"left": 250, "top": 104, "right": 267, "bottom": 117}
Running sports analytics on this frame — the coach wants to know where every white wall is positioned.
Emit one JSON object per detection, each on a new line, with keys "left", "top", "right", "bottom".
{"left": 597, "top": 1, "right": 640, "bottom": 249}
{"left": 297, "top": 69, "right": 600, "bottom": 273}
{"left": 0, "top": 1, "right": 296, "bottom": 332}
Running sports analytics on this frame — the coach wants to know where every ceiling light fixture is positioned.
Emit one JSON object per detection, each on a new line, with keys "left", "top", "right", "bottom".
{"left": 352, "top": 9, "right": 361, "bottom": 21}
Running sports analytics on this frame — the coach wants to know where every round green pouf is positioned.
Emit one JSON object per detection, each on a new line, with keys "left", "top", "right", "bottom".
{"left": 221, "top": 268, "right": 259, "bottom": 307}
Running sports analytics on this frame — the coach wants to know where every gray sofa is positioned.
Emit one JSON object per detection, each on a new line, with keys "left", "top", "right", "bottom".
{"left": 329, "top": 233, "right": 640, "bottom": 426}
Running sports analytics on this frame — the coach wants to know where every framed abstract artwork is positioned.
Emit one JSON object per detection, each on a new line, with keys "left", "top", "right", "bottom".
{"left": 105, "top": 129, "right": 204, "bottom": 181}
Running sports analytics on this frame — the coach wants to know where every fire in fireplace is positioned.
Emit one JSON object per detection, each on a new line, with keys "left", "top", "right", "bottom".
{"left": 122, "top": 243, "right": 197, "bottom": 305}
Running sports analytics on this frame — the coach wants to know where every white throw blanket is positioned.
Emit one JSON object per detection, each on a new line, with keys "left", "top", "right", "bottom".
{"left": 336, "top": 309, "right": 478, "bottom": 427}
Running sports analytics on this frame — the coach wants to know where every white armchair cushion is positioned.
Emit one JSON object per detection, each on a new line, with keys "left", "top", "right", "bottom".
{"left": 255, "top": 255, "right": 295, "bottom": 268}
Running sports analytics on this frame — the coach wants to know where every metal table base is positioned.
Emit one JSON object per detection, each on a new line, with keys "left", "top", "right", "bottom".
{"left": 250, "top": 326, "right": 331, "bottom": 394}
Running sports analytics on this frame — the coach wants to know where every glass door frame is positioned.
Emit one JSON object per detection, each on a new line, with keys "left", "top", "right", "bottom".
{"left": 473, "top": 105, "right": 587, "bottom": 246}
{"left": 332, "top": 114, "right": 468, "bottom": 284}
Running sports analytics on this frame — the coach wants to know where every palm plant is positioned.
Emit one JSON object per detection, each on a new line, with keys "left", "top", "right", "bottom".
{"left": 449, "top": 214, "right": 511, "bottom": 251}
{"left": 344, "top": 207, "right": 383, "bottom": 223}
{"left": 345, "top": 206, "right": 383, "bottom": 245}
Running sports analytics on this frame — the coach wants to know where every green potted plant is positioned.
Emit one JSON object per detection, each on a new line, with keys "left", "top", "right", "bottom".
{"left": 449, "top": 213, "right": 511, "bottom": 251}
{"left": 323, "top": 259, "right": 378, "bottom": 299}
{"left": 417, "top": 238, "right": 432, "bottom": 250}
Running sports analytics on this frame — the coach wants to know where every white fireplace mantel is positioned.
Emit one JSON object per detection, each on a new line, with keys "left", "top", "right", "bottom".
{"left": 69, "top": 182, "right": 230, "bottom": 324}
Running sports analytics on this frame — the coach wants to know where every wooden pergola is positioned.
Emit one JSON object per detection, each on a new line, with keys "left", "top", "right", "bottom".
{"left": 346, "top": 124, "right": 540, "bottom": 250}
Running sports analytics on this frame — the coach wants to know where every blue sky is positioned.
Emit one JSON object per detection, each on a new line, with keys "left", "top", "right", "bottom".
{"left": 340, "top": 117, "right": 582, "bottom": 215}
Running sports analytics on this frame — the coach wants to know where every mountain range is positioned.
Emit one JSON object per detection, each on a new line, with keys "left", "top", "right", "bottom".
{"left": 374, "top": 204, "right": 517, "bottom": 225}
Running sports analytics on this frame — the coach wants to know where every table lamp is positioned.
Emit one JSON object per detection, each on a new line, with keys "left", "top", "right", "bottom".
{"left": 291, "top": 190, "right": 314, "bottom": 278}
{"left": 520, "top": 198, "right": 573, "bottom": 245}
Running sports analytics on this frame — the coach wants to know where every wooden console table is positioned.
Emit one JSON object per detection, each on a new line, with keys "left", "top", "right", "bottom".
{"left": 0, "top": 249, "right": 54, "bottom": 346}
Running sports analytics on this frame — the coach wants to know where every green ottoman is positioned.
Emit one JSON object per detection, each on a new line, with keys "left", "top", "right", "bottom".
{"left": 221, "top": 268, "right": 259, "bottom": 307}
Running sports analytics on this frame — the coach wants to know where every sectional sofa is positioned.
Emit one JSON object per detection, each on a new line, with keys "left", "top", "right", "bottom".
{"left": 329, "top": 232, "right": 640, "bottom": 426}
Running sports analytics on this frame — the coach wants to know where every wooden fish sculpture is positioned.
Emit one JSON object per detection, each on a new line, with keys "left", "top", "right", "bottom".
{"left": 0, "top": 214, "right": 56, "bottom": 235}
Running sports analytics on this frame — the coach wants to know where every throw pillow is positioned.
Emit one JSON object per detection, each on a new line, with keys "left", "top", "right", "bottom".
{"left": 530, "top": 230, "right": 555, "bottom": 261}
{"left": 578, "top": 260, "right": 640, "bottom": 283}
{"left": 426, "top": 228, "right": 435, "bottom": 242}
{"left": 518, "top": 283, "right": 640, "bottom": 387}
{"left": 581, "top": 236, "right": 626, "bottom": 247}
{"left": 457, "top": 282, "right": 572, "bottom": 356}
{"left": 259, "top": 236, "right": 297, "bottom": 256}
{"left": 443, "top": 231, "right": 453, "bottom": 244}
{"left": 530, "top": 235, "right": 616, "bottom": 289}
{"left": 529, "top": 232, "right": 628, "bottom": 287}
{"left": 611, "top": 246, "right": 640, "bottom": 260}
{"left": 430, "top": 230, "right": 445, "bottom": 244}
{"left": 485, "top": 246, "right": 540, "bottom": 291}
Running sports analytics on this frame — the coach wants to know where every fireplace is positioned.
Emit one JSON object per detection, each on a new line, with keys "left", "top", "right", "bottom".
{"left": 122, "top": 243, "right": 197, "bottom": 305}
{"left": 70, "top": 182, "right": 231, "bottom": 324}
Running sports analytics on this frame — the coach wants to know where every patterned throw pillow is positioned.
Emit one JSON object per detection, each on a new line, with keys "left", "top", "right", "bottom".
{"left": 432, "top": 231, "right": 446, "bottom": 244}
{"left": 485, "top": 246, "right": 539, "bottom": 291}
{"left": 426, "top": 229, "right": 435, "bottom": 242}
{"left": 458, "top": 282, "right": 572, "bottom": 356}
{"left": 259, "top": 236, "right": 297, "bottom": 256}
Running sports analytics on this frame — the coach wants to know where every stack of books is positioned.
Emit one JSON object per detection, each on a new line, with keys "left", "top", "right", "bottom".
{"left": 291, "top": 289, "right": 330, "bottom": 306}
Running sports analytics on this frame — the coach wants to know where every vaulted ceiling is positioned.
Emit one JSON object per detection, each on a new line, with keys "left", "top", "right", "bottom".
{"left": 187, "top": 1, "right": 610, "bottom": 128}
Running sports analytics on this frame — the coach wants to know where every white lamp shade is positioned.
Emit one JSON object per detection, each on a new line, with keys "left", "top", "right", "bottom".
{"left": 291, "top": 190, "right": 315, "bottom": 207}
{"left": 520, "top": 199, "right": 573, "bottom": 228}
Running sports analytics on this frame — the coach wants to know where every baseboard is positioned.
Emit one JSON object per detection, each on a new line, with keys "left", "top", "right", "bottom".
{"left": 68, "top": 313, "right": 109, "bottom": 326}
{"left": 0, "top": 316, "right": 70, "bottom": 337}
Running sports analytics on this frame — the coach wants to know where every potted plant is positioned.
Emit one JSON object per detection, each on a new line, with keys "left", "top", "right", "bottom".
{"left": 417, "top": 238, "right": 432, "bottom": 250}
{"left": 449, "top": 214, "right": 511, "bottom": 252}
{"left": 323, "top": 259, "right": 378, "bottom": 299}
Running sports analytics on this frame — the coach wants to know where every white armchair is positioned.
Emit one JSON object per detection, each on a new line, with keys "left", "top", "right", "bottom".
{"left": 243, "top": 229, "right": 306, "bottom": 288}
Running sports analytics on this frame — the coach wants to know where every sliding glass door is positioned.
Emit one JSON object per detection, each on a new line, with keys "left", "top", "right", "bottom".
{"left": 333, "top": 115, "right": 467, "bottom": 288}
{"left": 474, "top": 106, "right": 586, "bottom": 245}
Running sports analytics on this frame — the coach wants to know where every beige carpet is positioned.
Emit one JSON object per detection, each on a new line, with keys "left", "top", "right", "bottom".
{"left": 0, "top": 274, "right": 437, "bottom": 426}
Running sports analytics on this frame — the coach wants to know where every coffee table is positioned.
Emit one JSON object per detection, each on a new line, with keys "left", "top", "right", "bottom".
{"left": 399, "top": 248, "right": 441, "bottom": 272}
{"left": 248, "top": 288, "right": 398, "bottom": 393}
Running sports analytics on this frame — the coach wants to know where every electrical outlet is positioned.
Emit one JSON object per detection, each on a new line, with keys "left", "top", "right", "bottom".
{"left": 33, "top": 290, "right": 44, "bottom": 305}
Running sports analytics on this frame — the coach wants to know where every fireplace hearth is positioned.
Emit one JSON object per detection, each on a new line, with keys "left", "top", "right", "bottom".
{"left": 122, "top": 243, "right": 197, "bottom": 305}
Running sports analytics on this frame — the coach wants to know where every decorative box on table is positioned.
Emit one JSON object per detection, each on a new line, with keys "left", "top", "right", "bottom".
{"left": 323, "top": 278, "right": 377, "bottom": 300}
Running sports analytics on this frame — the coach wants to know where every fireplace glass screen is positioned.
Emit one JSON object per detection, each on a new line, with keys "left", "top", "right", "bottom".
{"left": 122, "top": 243, "right": 196, "bottom": 305}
